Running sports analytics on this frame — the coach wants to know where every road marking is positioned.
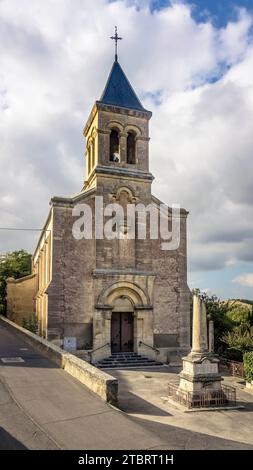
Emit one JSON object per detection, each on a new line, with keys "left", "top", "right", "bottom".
{"left": 1, "top": 357, "right": 25, "bottom": 363}
{"left": 19, "top": 348, "right": 29, "bottom": 351}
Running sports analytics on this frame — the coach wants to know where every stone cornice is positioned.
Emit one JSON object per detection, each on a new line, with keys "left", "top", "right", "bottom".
{"left": 50, "top": 196, "right": 73, "bottom": 208}
{"left": 93, "top": 165, "right": 154, "bottom": 181}
{"left": 93, "top": 268, "right": 156, "bottom": 277}
{"left": 7, "top": 273, "right": 37, "bottom": 284}
{"left": 151, "top": 195, "right": 189, "bottom": 216}
{"left": 50, "top": 187, "right": 96, "bottom": 208}
{"left": 83, "top": 101, "right": 152, "bottom": 136}
{"left": 96, "top": 101, "right": 152, "bottom": 119}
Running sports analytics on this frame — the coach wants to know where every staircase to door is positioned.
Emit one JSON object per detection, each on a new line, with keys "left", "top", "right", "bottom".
{"left": 96, "top": 351, "right": 164, "bottom": 369}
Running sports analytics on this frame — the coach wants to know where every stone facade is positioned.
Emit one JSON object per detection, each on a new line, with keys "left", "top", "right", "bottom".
{"left": 7, "top": 59, "right": 191, "bottom": 362}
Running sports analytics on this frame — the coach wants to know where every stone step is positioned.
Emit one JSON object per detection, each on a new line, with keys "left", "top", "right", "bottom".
{"left": 102, "top": 357, "right": 150, "bottom": 362}
{"left": 110, "top": 355, "right": 140, "bottom": 358}
{"left": 111, "top": 354, "right": 140, "bottom": 357}
{"left": 100, "top": 362, "right": 152, "bottom": 366}
{"left": 111, "top": 354, "right": 141, "bottom": 358}
{"left": 101, "top": 357, "right": 151, "bottom": 361}
{"left": 99, "top": 362, "right": 163, "bottom": 369}
{"left": 111, "top": 351, "right": 137, "bottom": 354}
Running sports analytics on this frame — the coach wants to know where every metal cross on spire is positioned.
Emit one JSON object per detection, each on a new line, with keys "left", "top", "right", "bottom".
{"left": 110, "top": 26, "right": 122, "bottom": 62}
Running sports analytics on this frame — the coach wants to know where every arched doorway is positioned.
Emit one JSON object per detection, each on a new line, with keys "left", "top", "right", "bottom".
{"left": 111, "top": 297, "right": 134, "bottom": 353}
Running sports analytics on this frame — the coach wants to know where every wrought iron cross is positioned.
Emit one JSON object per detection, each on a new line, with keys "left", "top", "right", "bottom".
{"left": 110, "top": 26, "right": 122, "bottom": 62}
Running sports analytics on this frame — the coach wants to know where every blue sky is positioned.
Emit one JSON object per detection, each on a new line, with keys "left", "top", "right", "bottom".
{"left": 152, "top": 0, "right": 253, "bottom": 26}
{"left": 1, "top": 0, "right": 253, "bottom": 300}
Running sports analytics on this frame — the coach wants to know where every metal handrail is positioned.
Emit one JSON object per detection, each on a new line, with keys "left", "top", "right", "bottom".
{"left": 88, "top": 342, "right": 110, "bottom": 361}
{"left": 138, "top": 340, "right": 160, "bottom": 354}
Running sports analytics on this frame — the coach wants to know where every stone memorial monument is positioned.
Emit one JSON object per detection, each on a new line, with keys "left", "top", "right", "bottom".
{"left": 168, "top": 294, "right": 236, "bottom": 408}
{"left": 177, "top": 294, "right": 222, "bottom": 396}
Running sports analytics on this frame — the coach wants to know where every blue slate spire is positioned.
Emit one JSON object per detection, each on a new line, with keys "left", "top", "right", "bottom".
{"left": 99, "top": 60, "right": 145, "bottom": 111}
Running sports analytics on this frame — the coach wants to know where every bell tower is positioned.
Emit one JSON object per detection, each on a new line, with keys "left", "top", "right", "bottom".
{"left": 82, "top": 30, "right": 153, "bottom": 192}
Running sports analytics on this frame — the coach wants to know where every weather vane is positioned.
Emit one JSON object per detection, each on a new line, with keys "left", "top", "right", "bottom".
{"left": 110, "top": 26, "right": 122, "bottom": 62}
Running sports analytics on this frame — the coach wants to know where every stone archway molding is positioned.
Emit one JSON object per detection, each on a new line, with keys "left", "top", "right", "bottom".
{"left": 96, "top": 281, "right": 151, "bottom": 309}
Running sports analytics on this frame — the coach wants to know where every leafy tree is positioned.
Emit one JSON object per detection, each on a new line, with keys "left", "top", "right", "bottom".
{"left": 238, "top": 299, "right": 253, "bottom": 307}
{"left": 192, "top": 289, "right": 253, "bottom": 360}
{"left": 226, "top": 301, "right": 253, "bottom": 326}
{"left": 0, "top": 250, "right": 32, "bottom": 315}
{"left": 222, "top": 324, "right": 253, "bottom": 357}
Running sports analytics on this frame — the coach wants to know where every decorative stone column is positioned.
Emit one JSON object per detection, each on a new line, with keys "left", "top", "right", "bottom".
{"left": 119, "top": 132, "right": 127, "bottom": 164}
{"left": 191, "top": 295, "right": 203, "bottom": 354}
{"left": 201, "top": 300, "right": 208, "bottom": 352}
{"left": 209, "top": 320, "right": 214, "bottom": 353}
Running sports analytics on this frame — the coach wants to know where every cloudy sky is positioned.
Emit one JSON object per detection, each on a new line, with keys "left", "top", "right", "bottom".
{"left": 1, "top": 0, "right": 253, "bottom": 299}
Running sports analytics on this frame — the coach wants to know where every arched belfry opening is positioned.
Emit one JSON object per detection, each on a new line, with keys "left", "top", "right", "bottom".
{"left": 110, "top": 129, "right": 120, "bottom": 162}
{"left": 127, "top": 132, "right": 136, "bottom": 164}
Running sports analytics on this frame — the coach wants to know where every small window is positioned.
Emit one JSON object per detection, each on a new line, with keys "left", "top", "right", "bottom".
{"left": 110, "top": 129, "right": 120, "bottom": 162}
{"left": 127, "top": 132, "right": 136, "bottom": 164}
{"left": 87, "top": 146, "right": 91, "bottom": 174}
{"left": 91, "top": 140, "right": 95, "bottom": 168}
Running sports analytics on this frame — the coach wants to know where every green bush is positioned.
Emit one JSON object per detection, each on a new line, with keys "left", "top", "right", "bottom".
{"left": 244, "top": 351, "right": 253, "bottom": 383}
{"left": 22, "top": 314, "right": 38, "bottom": 334}
{"left": 222, "top": 324, "right": 253, "bottom": 359}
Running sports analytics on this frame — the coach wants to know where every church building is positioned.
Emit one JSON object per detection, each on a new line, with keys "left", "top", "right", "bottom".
{"left": 7, "top": 41, "right": 191, "bottom": 364}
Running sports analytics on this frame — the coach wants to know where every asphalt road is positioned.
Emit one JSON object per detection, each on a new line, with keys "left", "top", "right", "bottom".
{"left": 0, "top": 322, "right": 164, "bottom": 450}
{"left": 0, "top": 322, "right": 253, "bottom": 450}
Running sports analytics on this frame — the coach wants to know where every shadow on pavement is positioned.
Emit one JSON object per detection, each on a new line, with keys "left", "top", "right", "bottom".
{"left": 119, "top": 390, "right": 172, "bottom": 416}
{"left": 129, "top": 415, "right": 253, "bottom": 450}
{"left": 0, "top": 427, "right": 27, "bottom": 450}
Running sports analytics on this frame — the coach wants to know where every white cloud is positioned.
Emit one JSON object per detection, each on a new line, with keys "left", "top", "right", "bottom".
{"left": 233, "top": 273, "right": 253, "bottom": 287}
{"left": 0, "top": 0, "right": 253, "bottom": 285}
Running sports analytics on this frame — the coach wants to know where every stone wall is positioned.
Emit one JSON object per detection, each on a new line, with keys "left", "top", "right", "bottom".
{"left": 6, "top": 274, "right": 38, "bottom": 326}
{"left": 152, "top": 208, "right": 191, "bottom": 355}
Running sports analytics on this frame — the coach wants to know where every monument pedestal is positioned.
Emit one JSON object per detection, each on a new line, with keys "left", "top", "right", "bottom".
{"left": 178, "top": 353, "right": 222, "bottom": 394}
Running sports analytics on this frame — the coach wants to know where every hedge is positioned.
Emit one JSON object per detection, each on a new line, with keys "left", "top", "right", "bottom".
{"left": 243, "top": 351, "right": 253, "bottom": 383}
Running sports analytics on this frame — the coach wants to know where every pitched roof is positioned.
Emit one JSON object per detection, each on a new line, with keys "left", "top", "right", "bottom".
{"left": 99, "top": 60, "right": 144, "bottom": 111}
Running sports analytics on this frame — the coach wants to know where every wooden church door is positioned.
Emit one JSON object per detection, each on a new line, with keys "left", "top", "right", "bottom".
{"left": 111, "top": 312, "right": 133, "bottom": 352}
